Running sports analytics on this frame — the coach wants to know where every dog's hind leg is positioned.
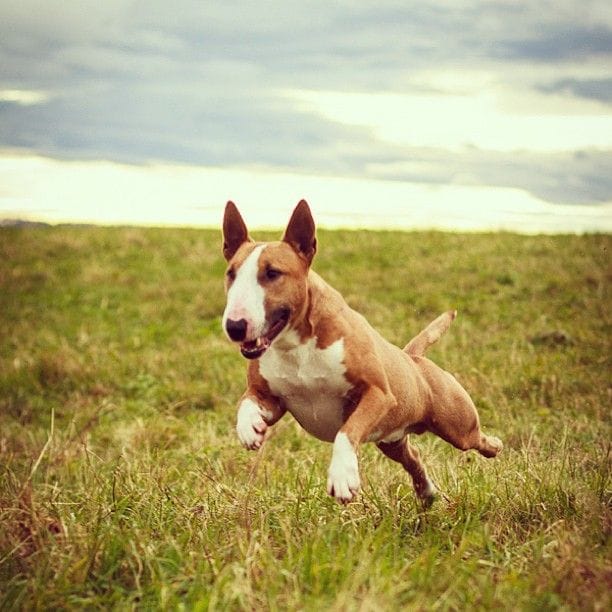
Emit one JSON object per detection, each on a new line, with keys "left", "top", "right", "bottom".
{"left": 377, "top": 437, "right": 438, "bottom": 505}
{"left": 441, "top": 426, "right": 503, "bottom": 458}
{"left": 427, "top": 385, "right": 503, "bottom": 459}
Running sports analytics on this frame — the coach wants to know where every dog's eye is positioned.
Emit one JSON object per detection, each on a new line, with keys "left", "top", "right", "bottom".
{"left": 226, "top": 268, "right": 236, "bottom": 281}
{"left": 265, "top": 267, "right": 282, "bottom": 281}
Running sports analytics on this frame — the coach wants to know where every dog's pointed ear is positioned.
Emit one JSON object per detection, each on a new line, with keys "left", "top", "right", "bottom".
{"left": 222, "top": 201, "right": 251, "bottom": 261}
{"left": 283, "top": 199, "right": 317, "bottom": 265}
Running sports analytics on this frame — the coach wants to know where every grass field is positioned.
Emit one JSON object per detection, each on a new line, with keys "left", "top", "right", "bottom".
{"left": 0, "top": 224, "right": 610, "bottom": 610}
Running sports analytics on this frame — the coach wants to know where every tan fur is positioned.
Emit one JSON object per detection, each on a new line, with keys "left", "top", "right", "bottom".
{"left": 222, "top": 201, "right": 502, "bottom": 504}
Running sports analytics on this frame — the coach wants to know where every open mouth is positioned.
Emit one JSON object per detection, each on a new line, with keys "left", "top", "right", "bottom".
{"left": 240, "top": 308, "right": 290, "bottom": 359}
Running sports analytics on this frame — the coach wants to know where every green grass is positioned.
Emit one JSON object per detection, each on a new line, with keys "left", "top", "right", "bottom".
{"left": 0, "top": 224, "right": 610, "bottom": 610}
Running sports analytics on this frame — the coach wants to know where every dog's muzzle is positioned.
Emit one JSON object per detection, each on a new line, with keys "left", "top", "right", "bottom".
{"left": 234, "top": 307, "right": 291, "bottom": 360}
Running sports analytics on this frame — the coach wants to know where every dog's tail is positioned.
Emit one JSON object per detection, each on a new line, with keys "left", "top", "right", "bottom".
{"left": 403, "top": 310, "right": 457, "bottom": 356}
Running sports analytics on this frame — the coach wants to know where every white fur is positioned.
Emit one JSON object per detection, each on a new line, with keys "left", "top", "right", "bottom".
{"left": 380, "top": 427, "right": 407, "bottom": 444}
{"left": 422, "top": 477, "right": 437, "bottom": 500}
{"left": 222, "top": 245, "right": 267, "bottom": 341}
{"left": 327, "top": 432, "right": 360, "bottom": 502}
{"left": 259, "top": 330, "right": 352, "bottom": 442}
{"left": 366, "top": 430, "right": 383, "bottom": 442}
{"left": 236, "top": 397, "right": 268, "bottom": 450}
{"left": 366, "top": 427, "right": 406, "bottom": 443}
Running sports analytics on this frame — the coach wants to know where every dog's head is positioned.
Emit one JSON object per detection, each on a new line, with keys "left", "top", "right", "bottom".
{"left": 221, "top": 200, "right": 317, "bottom": 359}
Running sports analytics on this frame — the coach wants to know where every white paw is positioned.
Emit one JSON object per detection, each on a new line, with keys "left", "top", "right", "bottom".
{"left": 327, "top": 433, "right": 360, "bottom": 504}
{"left": 418, "top": 478, "right": 439, "bottom": 507}
{"left": 236, "top": 398, "right": 268, "bottom": 450}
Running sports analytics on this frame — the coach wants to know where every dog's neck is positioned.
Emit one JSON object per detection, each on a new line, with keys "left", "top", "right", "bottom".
{"left": 277, "top": 270, "right": 347, "bottom": 351}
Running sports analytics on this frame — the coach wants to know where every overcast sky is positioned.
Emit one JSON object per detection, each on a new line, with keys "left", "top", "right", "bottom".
{"left": 1, "top": 1, "right": 611, "bottom": 231}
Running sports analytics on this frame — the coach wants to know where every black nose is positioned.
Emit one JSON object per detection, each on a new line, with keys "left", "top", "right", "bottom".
{"left": 226, "top": 318, "right": 248, "bottom": 342}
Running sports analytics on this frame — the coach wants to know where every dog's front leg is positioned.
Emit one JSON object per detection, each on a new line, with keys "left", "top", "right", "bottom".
{"left": 327, "top": 385, "right": 395, "bottom": 503}
{"left": 236, "top": 392, "right": 285, "bottom": 450}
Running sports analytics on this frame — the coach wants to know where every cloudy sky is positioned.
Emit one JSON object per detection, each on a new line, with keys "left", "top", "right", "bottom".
{"left": 1, "top": 0, "right": 611, "bottom": 232}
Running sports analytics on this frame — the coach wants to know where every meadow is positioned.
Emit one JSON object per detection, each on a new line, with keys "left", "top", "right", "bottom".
{"left": 0, "top": 223, "right": 609, "bottom": 610}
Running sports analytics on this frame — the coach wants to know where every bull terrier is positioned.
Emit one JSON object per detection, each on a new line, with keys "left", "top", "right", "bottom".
{"left": 222, "top": 200, "right": 502, "bottom": 504}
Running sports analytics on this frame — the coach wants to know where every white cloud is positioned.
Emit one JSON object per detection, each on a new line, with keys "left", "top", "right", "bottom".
{"left": 0, "top": 89, "right": 50, "bottom": 105}
{"left": 285, "top": 86, "right": 612, "bottom": 152}
{"left": 1, "top": 154, "right": 610, "bottom": 233}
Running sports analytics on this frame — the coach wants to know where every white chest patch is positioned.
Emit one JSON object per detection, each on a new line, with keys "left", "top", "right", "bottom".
{"left": 259, "top": 331, "right": 352, "bottom": 442}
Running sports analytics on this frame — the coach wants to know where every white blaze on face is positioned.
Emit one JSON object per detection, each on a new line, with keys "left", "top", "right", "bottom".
{"left": 223, "top": 244, "right": 267, "bottom": 341}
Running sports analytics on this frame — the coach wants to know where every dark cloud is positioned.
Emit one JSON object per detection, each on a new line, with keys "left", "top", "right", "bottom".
{"left": 495, "top": 24, "right": 612, "bottom": 62}
{"left": 3, "top": 2, "right": 609, "bottom": 92}
{"left": 537, "top": 77, "right": 612, "bottom": 103}
{"left": 0, "top": 86, "right": 392, "bottom": 169}
{"left": 370, "top": 148, "right": 612, "bottom": 206}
